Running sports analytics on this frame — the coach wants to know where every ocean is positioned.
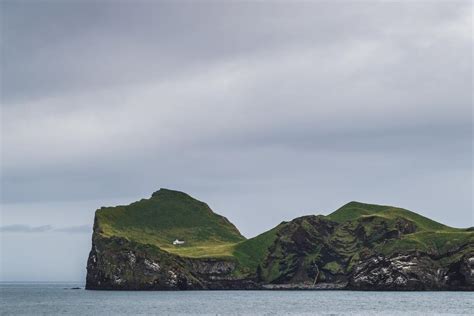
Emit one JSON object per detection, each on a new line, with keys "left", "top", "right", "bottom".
{"left": 0, "top": 283, "right": 472, "bottom": 315}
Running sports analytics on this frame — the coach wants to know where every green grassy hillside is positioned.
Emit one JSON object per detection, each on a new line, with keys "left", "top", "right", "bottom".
{"left": 328, "top": 201, "right": 461, "bottom": 232}
{"left": 325, "top": 201, "right": 472, "bottom": 257}
{"left": 232, "top": 226, "right": 281, "bottom": 274}
{"left": 95, "top": 192, "right": 472, "bottom": 281}
{"left": 95, "top": 188, "right": 245, "bottom": 257}
{"left": 231, "top": 202, "right": 472, "bottom": 281}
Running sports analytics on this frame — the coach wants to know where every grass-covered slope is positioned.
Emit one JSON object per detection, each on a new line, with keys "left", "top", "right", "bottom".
{"left": 88, "top": 191, "right": 474, "bottom": 290}
{"left": 231, "top": 201, "right": 472, "bottom": 283}
{"left": 327, "top": 201, "right": 472, "bottom": 256}
{"left": 232, "top": 226, "right": 281, "bottom": 274}
{"left": 93, "top": 192, "right": 472, "bottom": 282}
{"left": 94, "top": 188, "right": 245, "bottom": 257}
{"left": 328, "top": 201, "right": 460, "bottom": 232}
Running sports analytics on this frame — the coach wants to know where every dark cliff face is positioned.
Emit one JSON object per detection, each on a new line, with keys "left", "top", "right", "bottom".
{"left": 255, "top": 215, "right": 473, "bottom": 290}
{"left": 86, "top": 189, "right": 258, "bottom": 290}
{"left": 86, "top": 193, "right": 474, "bottom": 291}
{"left": 86, "top": 204, "right": 259, "bottom": 290}
{"left": 348, "top": 252, "right": 474, "bottom": 290}
{"left": 86, "top": 235, "right": 259, "bottom": 290}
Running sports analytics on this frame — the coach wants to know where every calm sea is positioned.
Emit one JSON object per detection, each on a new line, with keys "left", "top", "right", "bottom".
{"left": 0, "top": 283, "right": 472, "bottom": 315}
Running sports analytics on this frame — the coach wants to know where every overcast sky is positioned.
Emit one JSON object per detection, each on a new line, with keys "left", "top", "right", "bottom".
{"left": 1, "top": 1, "right": 472, "bottom": 282}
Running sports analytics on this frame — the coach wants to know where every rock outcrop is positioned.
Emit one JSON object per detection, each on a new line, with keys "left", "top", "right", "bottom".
{"left": 86, "top": 189, "right": 474, "bottom": 291}
{"left": 86, "top": 235, "right": 259, "bottom": 290}
{"left": 349, "top": 252, "right": 473, "bottom": 290}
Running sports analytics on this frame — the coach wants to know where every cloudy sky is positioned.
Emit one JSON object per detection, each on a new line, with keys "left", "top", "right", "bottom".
{"left": 1, "top": 1, "right": 472, "bottom": 282}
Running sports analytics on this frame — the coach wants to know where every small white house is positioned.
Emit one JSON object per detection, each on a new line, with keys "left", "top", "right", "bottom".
{"left": 173, "top": 239, "right": 185, "bottom": 245}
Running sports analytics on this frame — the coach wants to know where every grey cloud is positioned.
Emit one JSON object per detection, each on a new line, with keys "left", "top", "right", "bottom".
{"left": 0, "top": 0, "right": 472, "bottom": 281}
{"left": 0, "top": 224, "right": 53, "bottom": 233}
{"left": 2, "top": 1, "right": 469, "bottom": 103}
{"left": 0, "top": 224, "right": 90, "bottom": 233}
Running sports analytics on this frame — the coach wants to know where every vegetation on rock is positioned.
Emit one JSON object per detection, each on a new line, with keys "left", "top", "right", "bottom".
{"left": 86, "top": 189, "right": 474, "bottom": 290}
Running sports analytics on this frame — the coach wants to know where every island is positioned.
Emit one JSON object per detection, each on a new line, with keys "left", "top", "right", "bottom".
{"left": 86, "top": 189, "right": 473, "bottom": 290}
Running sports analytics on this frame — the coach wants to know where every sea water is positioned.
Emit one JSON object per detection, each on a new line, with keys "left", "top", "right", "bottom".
{"left": 0, "top": 283, "right": 472, "bottom": 315}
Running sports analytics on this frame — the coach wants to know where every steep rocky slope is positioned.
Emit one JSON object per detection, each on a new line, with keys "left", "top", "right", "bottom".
{"left": 86, "top": 190, "right": 473, "bottom": 290}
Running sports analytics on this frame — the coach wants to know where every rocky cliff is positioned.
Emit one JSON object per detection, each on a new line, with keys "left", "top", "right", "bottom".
{"left": 86, "top": 189, "right": 473, "bottom": 290}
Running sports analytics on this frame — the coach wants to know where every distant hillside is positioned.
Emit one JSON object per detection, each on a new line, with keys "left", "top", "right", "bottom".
{"left": 86, "top": 190, "right": 473, "bottom": 291}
